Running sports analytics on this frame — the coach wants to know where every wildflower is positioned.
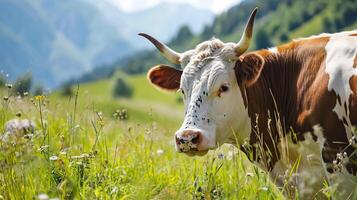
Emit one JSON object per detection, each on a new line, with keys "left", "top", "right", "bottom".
{"left": 71, "top": 153, "right": 92, "bottom": 159}
{"left": 5, "top": 83, "right": 12, "bottom": 88}
{"left": 3, "top": 96, "right": 9, "bottom": 101}
{"left": 217, "top": 153, "right": 225, "bottom": 159}
{"left": 38, "top": 145, "right": 49, "bottom": 152}
{"left": 23, "top": 133, "right": 34, "bottom": 139}
{"left": 111, "top": 186, "right": 119, "bottom": 194}
{"left": 38, "top": 193, "right": 49, "bottom": 200}
{"left": 2, "top": 119, "right": 35, "bottom": 142}
{"left": 75, "top": 161, "right": 83, "bottom": 165}
{"left": 59, "top": 151, "right": 67, "bottom": 155}
{"left": 157, "top": 149, "right": 164, "bottom": 156}
{"left": 349, "top": 135, "right": 356, "bottom": 145}
{"left": 246, "top": 172, "right": 254, "bottom": 177}
{"left": 49, "top": 155, "right": 59, "bottom": 161}
{"left": 113, "top": 109, "right": 129, "bottom": 120}
{"left": 97, "top": 111, "right": 103, "bottom": 120}
{"left": 260, "top": 186, "right": 269, "bottom": 191}
{"left": 16, "top": 112, "right": 21, "bottom": 117}
{"left": 23, "top": 92, "right": 29, "bottom": 96}
{"left": 35, "top": 95, "right": 45, "bottom": 101}
{"left": 343, "top": 152, "right": 347, "bottom": 158}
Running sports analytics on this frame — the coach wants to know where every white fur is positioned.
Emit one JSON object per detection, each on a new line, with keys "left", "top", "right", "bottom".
{"left": 324, "top": 31, "right": 357, "bottom": 199}
{"left": 268, "top": 47, "right": 278, "bottom": 54}
{"left": 176, "top": 39, "right": 251, "bottom": 151}
{"left": 325, "top": 31, "right": 357, "bottom": 140}
{"left": 294, "top": 30, "right": 357, "bottom": 41}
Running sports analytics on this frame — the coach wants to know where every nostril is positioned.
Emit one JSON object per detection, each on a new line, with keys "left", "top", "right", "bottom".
{"left": 191, "top": 132, "right": 201, "bottom": 144}
{"left": 176, "top": 130, "right": 202, "bottom": 147}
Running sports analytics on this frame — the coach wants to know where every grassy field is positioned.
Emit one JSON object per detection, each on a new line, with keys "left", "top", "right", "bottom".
{"left": 0, "top": 75, "right": 285, "bottom": 199}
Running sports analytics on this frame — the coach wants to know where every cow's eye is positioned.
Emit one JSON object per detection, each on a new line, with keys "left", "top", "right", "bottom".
{"left": 220, "top": 85, "right": 229, "bottom": 93}
{"left": 217, "top": 84, "right": 229, "bottom": 97}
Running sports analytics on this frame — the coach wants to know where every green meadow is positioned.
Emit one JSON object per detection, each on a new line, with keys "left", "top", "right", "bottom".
{"left": 0, "top": 75, "right": 285, "bottom": 199}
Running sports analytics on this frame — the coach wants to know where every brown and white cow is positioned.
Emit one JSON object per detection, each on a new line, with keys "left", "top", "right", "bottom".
{"left": 139, "top": 8, "right": 357, "bottom": 199}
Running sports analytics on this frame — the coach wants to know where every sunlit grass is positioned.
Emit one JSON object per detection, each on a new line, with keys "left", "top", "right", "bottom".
{"left": 0, "top": 78, "right": 285, "bottom": 199}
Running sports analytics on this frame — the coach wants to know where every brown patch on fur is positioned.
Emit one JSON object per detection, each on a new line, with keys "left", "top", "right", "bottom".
{"left": 147, "top": 65, "right": 182, "bottom": 91}
{"left": 236, "top": 35, "right": 357, "bottom": 174}
{"left": 350, "top": 33, "right": 357, "bottom": 37}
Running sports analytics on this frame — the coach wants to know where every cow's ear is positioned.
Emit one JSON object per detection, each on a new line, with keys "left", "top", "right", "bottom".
{"left": 235, "top": 53, "right": 264, "bottom": 86}
{"left": 147, "top": 64, "right": 182, "bottom": 91}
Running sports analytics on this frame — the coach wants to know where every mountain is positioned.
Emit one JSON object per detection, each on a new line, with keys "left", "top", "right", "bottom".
{"left": 125, "top": 3, "right": 214, "bottom": 42}
{"left": 76, "top": 0, "right": 355, "bottom": 81}
{"left": 0, "top": 0, "right": 214, "bottom": 88}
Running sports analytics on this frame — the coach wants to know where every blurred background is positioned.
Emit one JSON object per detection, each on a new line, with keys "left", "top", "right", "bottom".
{"left": 0, "top": 1, "right": 356, "bottom": 198}
{"left": 0, "top": 0, "right": 356, "bottom": 92}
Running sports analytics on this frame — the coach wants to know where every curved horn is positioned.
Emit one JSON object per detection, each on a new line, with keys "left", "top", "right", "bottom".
{"left": 138, "top": 33, "right": 181, "bottom": 64}
{"left": 234, "top": 7, "right": 258, "bottom": 56}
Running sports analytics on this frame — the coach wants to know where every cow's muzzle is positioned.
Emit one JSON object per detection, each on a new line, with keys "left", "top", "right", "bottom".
{"left": 175, "top": 129, "right": 203, "bottom": 153}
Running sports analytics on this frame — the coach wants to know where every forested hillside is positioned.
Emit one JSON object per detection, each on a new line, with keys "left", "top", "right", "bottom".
{"left": 74, "top": 0, "right": 356, "bottom": 83}
{"left": 0, "top": 0, "right": 213, "bottom": 87}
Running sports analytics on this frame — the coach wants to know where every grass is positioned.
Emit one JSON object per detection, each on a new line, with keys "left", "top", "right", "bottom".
{"left": 0, "top": 75, "right": 286, "bottom": 199}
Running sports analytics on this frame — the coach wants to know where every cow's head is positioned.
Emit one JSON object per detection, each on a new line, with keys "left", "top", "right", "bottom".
{"left": 140, "top": 8, "right": 264, "bottom": 156}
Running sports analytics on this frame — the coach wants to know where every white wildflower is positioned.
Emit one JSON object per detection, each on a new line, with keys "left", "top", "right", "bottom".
{"left": 38, "top": 145, "right": 49, "bottom": 152}
{"left": 156, "top": 149, "right": 164, "bottom": 156}
{"left": 71, "top": 153, "right": 91, "bottom": 159}
{"left": 246, "top": 172, "right": 254, "bottom": 177}
{"left": 111, "top": 186, "right": 118, "bottom": 194}
{"left": 38, "top": 193, "right": 49, "bottom": 200}
{"left": 49, "top": 155, "right": 59, "bottom": 161}
{"left": 260, "top": 186, "right": 269, "bottom": 191}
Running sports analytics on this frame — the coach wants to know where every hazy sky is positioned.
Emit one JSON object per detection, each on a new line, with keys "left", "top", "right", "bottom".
{"left": 107, "top": 0, "right": 242, "bottom": 14}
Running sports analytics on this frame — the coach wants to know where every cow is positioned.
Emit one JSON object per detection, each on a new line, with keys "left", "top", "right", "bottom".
{"left": 139, "top": 8, "right": 357, "bottom": 199}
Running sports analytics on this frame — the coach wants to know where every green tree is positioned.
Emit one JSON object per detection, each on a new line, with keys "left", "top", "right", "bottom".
{"left": 60, "top": 84, "right": 74, "bottom": 97}
{"left": 112, "top": 74, "right": 133, "bottom": 98}
{"left": 322, "top": 16, "right": 335, "bottom": 32}
{"left": 174, "top": 25, "right": 193, "bottom": 44}
{"left": 255, "top": 28, "right": 273, "bottom": 49}
{"left": 33, "top": 84, "right": 45, "bottom": 96}
{"left": 13, "top": 73, "right": 32, "bottom": 96}
{"left": 0, "top": 73, "right": 6, "bottom": 87}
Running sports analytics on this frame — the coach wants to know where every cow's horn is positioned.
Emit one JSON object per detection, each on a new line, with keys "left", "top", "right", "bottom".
{"left": 234, "top": 7, "right": 258, "bottom": 56}
{"left": 139, "top": 33, "right": 181, "bottom": 64}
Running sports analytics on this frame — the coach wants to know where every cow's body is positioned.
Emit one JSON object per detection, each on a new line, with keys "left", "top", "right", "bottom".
{"left": 240, "top": 31, "right": 357, "bottom": 198}
{"left": 140, "top": 8, "right": 357, "bottom": 198}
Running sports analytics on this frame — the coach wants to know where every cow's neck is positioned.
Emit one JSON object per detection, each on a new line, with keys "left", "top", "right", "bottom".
{"left": 239, "top": 40, "right": 325, "bottom": 170}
